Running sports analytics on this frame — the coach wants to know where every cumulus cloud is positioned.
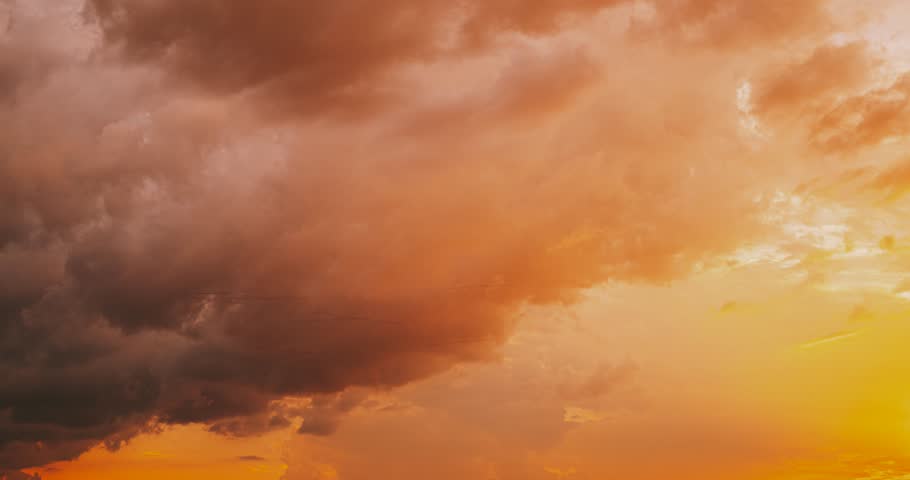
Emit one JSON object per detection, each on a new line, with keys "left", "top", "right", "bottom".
{"left": 0, "top": 0, "right": 868, "bottom": 472}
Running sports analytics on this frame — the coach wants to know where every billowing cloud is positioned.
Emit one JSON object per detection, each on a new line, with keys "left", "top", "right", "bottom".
{"left": 0, "top": 0, "right": 872, "bottom": 473}
{"left": 86, "top": 0, "right": 626, "bottom": 117}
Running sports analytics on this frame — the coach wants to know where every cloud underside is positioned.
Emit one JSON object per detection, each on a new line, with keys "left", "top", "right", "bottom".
{"left": 0, "top": 0, "right": 903, "bottom": 471}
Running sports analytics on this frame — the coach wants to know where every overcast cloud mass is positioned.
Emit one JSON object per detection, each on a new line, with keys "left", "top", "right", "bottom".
{"left": 2, "top": 1, "right": 909, "bottom": 478}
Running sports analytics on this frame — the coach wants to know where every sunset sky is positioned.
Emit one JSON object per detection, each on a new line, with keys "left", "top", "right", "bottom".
{"left": 4, "top": 1, "right": 910, "bottom": 479}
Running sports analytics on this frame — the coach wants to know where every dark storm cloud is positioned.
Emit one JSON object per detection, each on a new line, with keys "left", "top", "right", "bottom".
{"left": 0, "top": 0, "right": 844, "bottom": 472}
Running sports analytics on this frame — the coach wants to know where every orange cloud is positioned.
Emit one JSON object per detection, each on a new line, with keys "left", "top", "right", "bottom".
{"left": 0, "top": 0, "right": 896, "bottom": 476}
{"left": 811, "top": 74, "right": 910, "bottom": 152}
{"left": 753, "top": 42, "right": 878, "bottom": 116}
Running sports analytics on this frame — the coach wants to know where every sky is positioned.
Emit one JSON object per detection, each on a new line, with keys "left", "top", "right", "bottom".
{"left": 3, "top": 0, "right": 910, "bottom": 479}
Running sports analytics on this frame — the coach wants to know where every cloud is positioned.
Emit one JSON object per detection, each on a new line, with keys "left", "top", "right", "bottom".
{"left": 558, "top": 362, "right": 637, "bottom": 401}
{"left": 753, "top": 42, "right": 878, "bottom": 116}
{"left": 798, "top": 330, "right": 862, "bottom": 350}
{"left": 632, "top": 0, "right": 832, "bottom": 50}
{"left": 295, "top": 391, "right": 368, "bottom": 437}
{"left": 0, "top": 0, "right": 870, "bottom": 471}
{"left": 0, "top": 471, "right": 40, "bottom": 480}
{"left": 811, "top": 73, "right": 910, "bottom": 152}
{"left": 236, "top": 455, "right": 267, "bottom": 462}
{"left": 85, "top": 0, "right": 626, "bottom": 118}
{"left": 870, "top": 157, "right": 910, "bottom": 200}
{"left": 562, "top": 407, "right": 609, "bottom": 424}
{"left": 744, "top": 39, "right": 910, "bottom": 157}
{"left": 544, "top": 466, "right": 578, "bottom": 478}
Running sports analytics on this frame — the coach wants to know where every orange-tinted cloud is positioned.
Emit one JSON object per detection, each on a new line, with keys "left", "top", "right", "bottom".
{"left": 0, "top": 0, "right": 880, "bottom": 474}
{"left": 811, "top": 73, "right": 910, "bottom": 152}
{"left": 753, "top": 42, "right": 878, "bottom": 116}
{"left": 86, "top": 0, "right": 626, "bottom": 117}
{"left": 633, "top": 0, "right": 832, "bottom": 50}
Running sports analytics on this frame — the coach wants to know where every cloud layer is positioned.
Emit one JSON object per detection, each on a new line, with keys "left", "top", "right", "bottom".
{"left": 0, "top": 0, "right": 895, "bottom": 472}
